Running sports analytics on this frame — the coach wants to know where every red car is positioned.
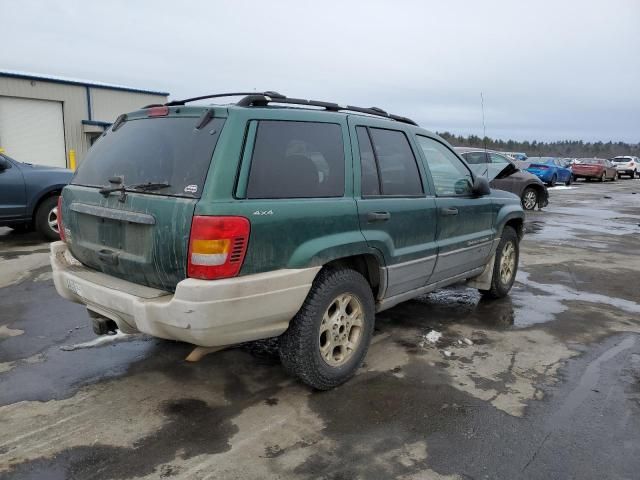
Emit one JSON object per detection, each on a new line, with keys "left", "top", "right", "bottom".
{"left": 572, "top": 158, "right": 617, "bottom": 182}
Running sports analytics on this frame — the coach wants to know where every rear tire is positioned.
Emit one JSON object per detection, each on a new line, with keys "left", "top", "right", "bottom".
{"left": 35, "top": 195, "right": 60, "bottom": 241}
{"left": 599, "top": 172, "right": 606, "bottom": 182}
{"left": 565, "top": 175, "right": 572, "bottom": 186}
{"left": 480, "top": 226, "right": 519, "bottom": 299}
{"left": 279, "top": 268, "right": 375, "bottom": 390}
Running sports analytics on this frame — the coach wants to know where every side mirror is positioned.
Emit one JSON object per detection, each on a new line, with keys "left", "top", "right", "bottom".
{"left": 0, "top": 158, "right": 9, "bottom": 171}
{"left": 472, "top": 176, "right": 491, "bottom": 196}
{"left": 454, "top": 178, "right": 473, "bottom": 195}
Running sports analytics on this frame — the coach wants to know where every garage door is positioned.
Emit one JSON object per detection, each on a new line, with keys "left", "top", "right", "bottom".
{"left": 0, "top": 96, "right": 67, "bottom": 168}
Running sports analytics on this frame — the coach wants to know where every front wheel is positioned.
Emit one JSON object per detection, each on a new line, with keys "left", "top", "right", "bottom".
{"left": 480, "top": 226, "right": 519, "bottom": 299}
{"left": 279, "top": 268, "right": 375, "bottom": 390}
{"left": 565, "top": 175, "right": 572, "bottom": 186}
{"left": 35, "top": 195, "right": 61, "bottom": 241}
{"left": 599, "top": 172, "right": 606, "bottom": 182}
{"left": 521, "top": 187, "right": 538, "bottom": 210}
{"left": 549, "top": 174, "right": 557, "bottom": 187}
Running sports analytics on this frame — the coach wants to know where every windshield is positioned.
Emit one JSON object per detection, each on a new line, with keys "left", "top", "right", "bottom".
{"left": 72, "top": 116, "right": 226, "bottom": 198}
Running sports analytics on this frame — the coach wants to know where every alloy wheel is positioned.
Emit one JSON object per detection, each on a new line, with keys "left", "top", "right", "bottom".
{"left": 522, "top": 190, "right": 537, "bottom": 210}
{"left": 319, "top": 293, "right": 364, "bottom": 367}
{"left": 499, "top": 241, "right": 516, "bottom": 285}
{"left": 47, "top": 206, "right": 59, "bottom": 233}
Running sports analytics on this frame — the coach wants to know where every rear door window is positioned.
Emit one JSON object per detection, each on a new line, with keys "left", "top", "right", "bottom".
{"left": 246, "top": 121, "right": 345, "bottom": 199}
{"left": 72, "top": 116, "right": 226, "bottom": 198}
{"left": 367, "top": 128, "right": 423, "bottom": 196}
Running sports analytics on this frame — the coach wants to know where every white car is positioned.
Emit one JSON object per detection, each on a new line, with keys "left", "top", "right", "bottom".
{"left": 611, "top": 156, "right": 639, "bottom": 179}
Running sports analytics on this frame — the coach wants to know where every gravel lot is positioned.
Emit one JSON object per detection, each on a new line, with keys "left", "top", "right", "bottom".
{"left": 1, "top": 180, "right": 639, "bottom": 480}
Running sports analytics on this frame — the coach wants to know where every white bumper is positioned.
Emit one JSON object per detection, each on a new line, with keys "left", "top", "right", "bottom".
{"left": 50, "top": 242, "right": 319, "bottom": 347}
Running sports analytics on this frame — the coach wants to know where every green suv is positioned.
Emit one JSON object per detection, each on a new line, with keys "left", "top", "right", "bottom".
{"left": 51, "top": 92, "right": 524, "bottom": 389}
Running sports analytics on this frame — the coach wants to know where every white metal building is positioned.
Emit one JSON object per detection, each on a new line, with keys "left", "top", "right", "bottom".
{"left": 0, "top": 71, "right": 169, "bottom": 168}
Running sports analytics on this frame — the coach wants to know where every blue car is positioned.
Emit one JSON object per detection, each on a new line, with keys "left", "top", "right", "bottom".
{"left": 525, "top": 157, "right": 573, "bottom": 186}
{"left": 0, "top": 154, "right": 73, "bottom": 240}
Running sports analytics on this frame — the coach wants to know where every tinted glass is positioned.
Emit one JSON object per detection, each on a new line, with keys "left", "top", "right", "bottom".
{"left": 368, "top": 128, "right": 423, "bottom": 196}
{"left": 462, "top": 152, "right": 488, "bottom": 164}
{"left": 356, "top": 127, "right": 380, "bottom": 196}
{"left": 246, "top": 121, "right": 344, "bottom": 199}
{"left": 72, "top": 117, "right": 226, "bottom": 198}
{"left": 417, "top": 136, "right": 473, "bottom": 196}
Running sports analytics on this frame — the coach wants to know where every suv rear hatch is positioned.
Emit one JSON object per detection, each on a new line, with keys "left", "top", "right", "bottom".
{"left": 62, "top": 107, "right": 226, "bottom": 292}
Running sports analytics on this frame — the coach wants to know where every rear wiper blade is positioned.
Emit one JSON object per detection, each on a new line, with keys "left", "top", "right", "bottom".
{"left": 98, "top": 181, "right": 170, "bottom": 202}
{"left": 128, "top": 182, "right": 171, "bottom": 192}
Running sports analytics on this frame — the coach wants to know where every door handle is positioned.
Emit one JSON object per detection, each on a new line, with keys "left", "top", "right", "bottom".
{"left": 440, "top": 207, "right": 458, "bottom": 216}
{"left": 367, "top": 211, "right": 391, "bottom": 222}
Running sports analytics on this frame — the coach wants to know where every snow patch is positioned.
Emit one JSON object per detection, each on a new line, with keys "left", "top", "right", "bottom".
{"left": 60, "top": 330, "right": 131, "bottom": 351}
{"left": 424, "top": 330, "right": 442, "bottom": 344}
{"left": 0, "top": 325, "right": 24, "bottom": 338}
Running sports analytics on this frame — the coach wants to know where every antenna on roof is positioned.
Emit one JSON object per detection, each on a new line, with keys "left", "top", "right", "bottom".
{"left": 481, "top": 92, "right": 489, "bottom": 178}
{"left": 481, "top": 92, "right": 487, "bottom": 151}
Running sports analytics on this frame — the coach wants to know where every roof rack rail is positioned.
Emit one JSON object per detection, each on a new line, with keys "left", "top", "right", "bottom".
{"left": 235, "top": 94, "right": 418, "bottom": 126}
{"left": 160, "top": 91, "right": 285, "bottom": 107}
{"left": 146, "top": 91, "right": 417, "bottom": 126}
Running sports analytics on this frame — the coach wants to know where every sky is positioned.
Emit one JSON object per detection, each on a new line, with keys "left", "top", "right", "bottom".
{"left": 2, "top": 0, "right": 639, "bottom": 142}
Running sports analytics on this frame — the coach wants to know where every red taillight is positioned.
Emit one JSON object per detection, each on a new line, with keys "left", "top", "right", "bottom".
{"left": 148, "top": 106, "right": 169, "bottom": 117}
{"left": 57, "top": 196, "right": 65, "bottom": 242}
{"left": 187, "top": 216, "right": 250, "bottom": 280}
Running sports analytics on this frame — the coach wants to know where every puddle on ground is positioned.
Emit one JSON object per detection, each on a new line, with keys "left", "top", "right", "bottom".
{"left": 524, "top": 206, "right": 640, "bottom": 245}
{"left": 386, "top": 270, "right": 640, "bottom": 334}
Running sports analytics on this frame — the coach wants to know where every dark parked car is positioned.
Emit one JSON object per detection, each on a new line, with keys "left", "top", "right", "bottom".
{"left": 571, "top": 158, "right": 617, "bottom": 182}
{"left": 455, "top": 148, "right": 548, "bottom": 210}
{"left": 0, "top": 154, "right": 73, "bottom": 240}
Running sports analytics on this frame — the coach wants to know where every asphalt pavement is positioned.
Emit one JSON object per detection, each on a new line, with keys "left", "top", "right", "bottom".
{"left": 1, "top": 179, "right": 639, "bottom": 480}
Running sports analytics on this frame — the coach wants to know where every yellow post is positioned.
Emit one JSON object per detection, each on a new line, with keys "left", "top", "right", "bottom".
{"left": 69, "top": 149, "right": 76, "bottom": 171}
{"left": 0, "top": 147, "right": 4, "bottom": 153}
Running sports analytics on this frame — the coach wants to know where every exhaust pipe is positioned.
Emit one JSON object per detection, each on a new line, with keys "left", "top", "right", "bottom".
{"left": 87, "top": 309, "right": 118, "bottom": 335}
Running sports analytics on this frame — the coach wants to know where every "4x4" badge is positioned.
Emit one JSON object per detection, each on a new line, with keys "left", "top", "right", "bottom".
{"left": 252, "top": 210, "right": 274, "bottom": 216}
